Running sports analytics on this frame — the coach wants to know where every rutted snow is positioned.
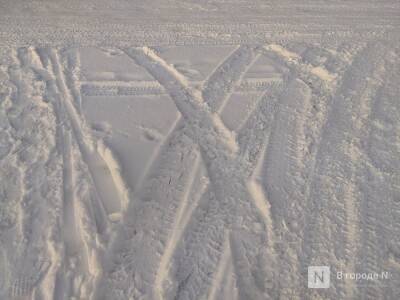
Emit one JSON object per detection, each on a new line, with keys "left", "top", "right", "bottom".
{"left": 0, "top": 1, "right": 399, "bottom": 300}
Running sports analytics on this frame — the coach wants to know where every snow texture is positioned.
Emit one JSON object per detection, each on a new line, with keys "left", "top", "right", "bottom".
{"left": 0, "top": 1, "right": 399, "bottom": 299}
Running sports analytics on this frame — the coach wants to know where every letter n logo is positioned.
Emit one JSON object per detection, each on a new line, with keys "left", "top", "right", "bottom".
{"left": 308, "top": 266, "right": 330, "bottom": 288}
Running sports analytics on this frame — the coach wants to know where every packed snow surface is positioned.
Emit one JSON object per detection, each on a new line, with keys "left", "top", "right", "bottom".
{"left": 0, "top": 1, "right": 399, "bottom": 299}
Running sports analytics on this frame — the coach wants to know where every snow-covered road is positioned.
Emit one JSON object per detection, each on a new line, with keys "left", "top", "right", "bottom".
{"left": 0, "top": 1, "right": 399, "bottom": 299}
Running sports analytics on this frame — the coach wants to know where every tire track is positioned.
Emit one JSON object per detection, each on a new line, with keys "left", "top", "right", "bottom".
{"left": 261, "top": 78, "right": 312, "bottom": 297}
{"left": 236, "top": 44, "right": 337, "bottom": 297}
{"left": 35, "top": 46, "right": 108, "bottom": 234}
{"left": 229, "top": 230, "right": 267, "bottom": 300}
{"left": 80, "top": 78, "right": 278, "bottom": 97}
{"left": 125, "top": 47, "right": 239, "bottom": 157}
{"left": 236, "top": 84, "right": 282, "bottom": 173}
{"left": 28, "top": 47, "right": 95, "bottom": 300}
{"left": 33, "top": 47, "right": 131, "bottom": 299}
{"left": 201, "top": 45, "right": 259, "bottom": 113}
{"left": 55, "top": 127, "right": 94, "bottom": 300}
{"left": 171, "top": 188, "right": 226, "bottom": 300}
{"left": 100, "top": 128, "right": 199, "bottom": 299}
{"left": 171, "top": 158, "right": 275, "bottom": 299}
{"left": 5, "top": 47, "right": 56, "bottom": 299}
{"left": 301, "top": 43, "right": 388, "bottom": 300}
{"left": 80, "top": 81, "right": 165, "bottom": 97}
{"left": 63, "top": 48, "right": 83, "bottom": 114}
{"left": 41, "top": 48, "right": 128, "bottom": 219}
{"left": 153, "top": 152, "right": 202, "bottom": 299}
{"left": 207, "top": 232, "right": 232, "bottom": 300}
{"left": 258, "top": 42, "right": 367, "bottom": 298}
{"left": 356, "top": 47, "right": 400, "bottom": 299}
{"left": 69, "top": 135, "right": 109, "bottom": 300}
{"left": 24, "top": 47, "right": 69, "bottom": 300}
{"left": 60, "top": 129, "right": 81, "bottom": 258}
{"left": 124, "top": 46, "right": 278, "bottom": 299}
{"left": 101, "top": 44, "right": 258, "bottom": 299}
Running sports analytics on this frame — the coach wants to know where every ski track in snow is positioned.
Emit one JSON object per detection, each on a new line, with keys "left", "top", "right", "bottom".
{"left": 0, "top": 1, "right": 399, "bottom": 299}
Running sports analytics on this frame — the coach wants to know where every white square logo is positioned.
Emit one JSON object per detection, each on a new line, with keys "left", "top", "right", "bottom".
{"left": 308, "top": 266, "right": 330, "bottom": 288}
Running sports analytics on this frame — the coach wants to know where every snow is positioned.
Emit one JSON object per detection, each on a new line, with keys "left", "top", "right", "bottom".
{"left": 0, "top": 1, "right": 399, "bottom": 299}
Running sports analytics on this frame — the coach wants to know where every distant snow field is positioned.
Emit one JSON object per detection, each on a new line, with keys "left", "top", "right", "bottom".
{"left": 0, "top": 1, "right": 399, "bottom": 299}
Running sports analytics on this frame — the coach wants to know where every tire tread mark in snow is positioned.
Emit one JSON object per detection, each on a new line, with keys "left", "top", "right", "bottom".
{"left": 201, "top": 45, "right": 259, "bottom": 113}
{"left": 262, "top": 78, "right": 312, "bottom": 297}
{"left": 101, "top": 44, "right": 258, "bottom": 299}
{"left": 5, "top": 47, "right": 54, "bottom": 299}
{"left": 121, "top": 47, "right": 277, "bottom": 299}
{"left": 30, "top": 47, "right": 95, "bottom": 299}
{"left": 44, "top": 48, "right": 126, "bottom": 218}
{"left": 357, "top": 49, "right": 400, "bottom": 300}
{"left": 101, "top": 128, "right": 199, "bottom": 299}
{"left": 125, "top": 47, "right": 238, "bottom": 157}
{"left": 301, "top": 43, "right": 388, "bottom": 300}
